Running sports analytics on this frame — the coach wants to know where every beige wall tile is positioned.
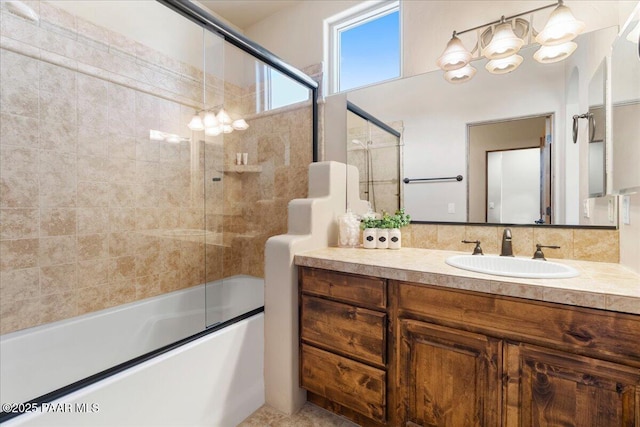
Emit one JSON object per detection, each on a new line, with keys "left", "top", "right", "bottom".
{"left": 40, "top": 263, "right": 76, "bottom": 296}
{"left": 77, "top": 259, "right": 109, "bottom": 288}
{"left": 77, "top": 234, "right": 108, "bottom": 260}
{"left": 0, "top": 297, "right": 42, "bottom": 334}
{"left": 0, "top": 176, "right": 39, "bottom": 208}
{"left": 108, "top": 255, "right": 136, "bottom": 282}
{"left": 436, "top": 225, "right": 466, "bottom": 252}
{"left": 40, "top": 208, "right": 76, "bottom": 236}
{"left": 0, "top": 113, "right": 39, "bottom": 148}
{"left": 408, "top": 224, "right": 437, "bottom": 249}
{"left": 77, "top": 208, "right": 109, "bottom": 235}
{"left": 40, "top": 291, "right": 76, "bottom": 325}
{"left": 0, "top": 267, "right": 39, "bottom": 302}
{"left": 39, "top": 151, "right": 76, "bottom": 207}
{"left": 39, "top": 235, "right": 76, "bottom": 266}
{"left": 1, "top": 208, "right": 38, "bottom": 239}
{"left": 1, "top": 238, "right": 38, "bottom": 271}
{"left": 573, "top": 229, "right": 619, "bottom": 263}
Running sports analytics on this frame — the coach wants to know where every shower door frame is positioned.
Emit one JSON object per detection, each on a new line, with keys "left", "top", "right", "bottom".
{"left": 158, "top": 0, "right": 320, "bottom": 162}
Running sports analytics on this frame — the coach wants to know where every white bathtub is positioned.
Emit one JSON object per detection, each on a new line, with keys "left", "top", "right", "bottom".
{"left": 0, "top": 275, "right": 264, "bottom": 426}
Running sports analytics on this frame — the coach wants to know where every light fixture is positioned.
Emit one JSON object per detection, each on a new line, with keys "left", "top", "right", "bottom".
{"left": 437, "top": 1, "right": 584, "bottom": 84}
{"left": 187, "top": 115, "right": 204, "bottom": 131}
{"left": 535, "top": 1, "right": 585, "bottom": 46}
{"left": 187, "top": 107, "right": 249, "bottom": 135}
{"left": 482, "top": 18, "right": 524, "bottom": 59}
{"left": 533, "top": 41, "right": 577, "bottom": 63}
{"left": 203, "top": 112, "right": 219, "bottom": 128}
{"left": 444, "top": 64, "right": 477, "bottom": 84}
{"left": 485, "top": 54, "right": 523, "bottom": 74}
{"left": 436, "top": 33, "right": 472, "bottom": 71}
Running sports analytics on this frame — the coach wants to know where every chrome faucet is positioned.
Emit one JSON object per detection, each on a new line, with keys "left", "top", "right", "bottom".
{"left": 500, "top": 228, "right": 513, "bottom": 256}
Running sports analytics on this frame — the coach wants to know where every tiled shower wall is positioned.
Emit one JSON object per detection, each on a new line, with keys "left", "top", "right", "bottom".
{"left": 0, "top": 2, "right": 312, "bottom": 334}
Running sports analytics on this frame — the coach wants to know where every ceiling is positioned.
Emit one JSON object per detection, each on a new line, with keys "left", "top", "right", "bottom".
{"left": 198, "top": 0, "right": 302, "bottom": 30}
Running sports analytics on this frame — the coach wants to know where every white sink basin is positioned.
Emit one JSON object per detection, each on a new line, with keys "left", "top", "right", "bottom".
{"left": 445, "top": 255, "right": 579, "bottom": 279}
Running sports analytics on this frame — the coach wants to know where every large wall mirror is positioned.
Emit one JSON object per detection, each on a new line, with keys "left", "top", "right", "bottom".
{"left": 341, "top": 25, "right": 621, "bottom": 227}
{"left": 611, "top": 6, "right": 640, "bottom": 195}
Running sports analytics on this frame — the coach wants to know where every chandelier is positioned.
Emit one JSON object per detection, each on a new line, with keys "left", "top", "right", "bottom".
{"left": 187, "top": 107, "right": 249, "bottom": 135}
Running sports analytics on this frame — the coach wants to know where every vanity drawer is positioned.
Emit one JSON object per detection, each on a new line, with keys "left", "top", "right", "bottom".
{"left": 301, "top": 344, "right": 386, "bottom": 423}
{"left": 301, "top": 295, "right": 386, "bottom": 366}
{"left": 300, "top": 267, "right": 387, "bottom": 310}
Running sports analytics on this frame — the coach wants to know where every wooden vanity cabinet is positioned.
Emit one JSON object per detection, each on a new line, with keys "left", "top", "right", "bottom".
{"left": 299, "top": 267, "right": 389, "bottom": 426}
{"left": 298, "top": 267, "right": 640, "bottom": 427}
{"left": 397, "top": 281, "right": 640, "bottom": 427}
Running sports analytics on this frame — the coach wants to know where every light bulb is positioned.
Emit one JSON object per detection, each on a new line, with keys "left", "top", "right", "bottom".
{"left": 533, "top": 42, "right": 577, "bottom": 63}
{"left": 482, "top": 21, "right": 524, "bottom": 60}
{"left": 535, "top": 4, "right": 585, "bottom": 46}
{"left": 203, "top": 112, "right": 219, "bottom": 128}
{"left": 222, "top": 125, "right": 233, "bottom": 134}
{"left": 187, "top": 115, "right": 204, "bottom": 131}
{"left": 216, "top": 109, "right": 232, "bottom": 125}
{"left": 443, "top": 64, "right": 477, "bottom": 84}
{"left": 485, "top": 54, "right": 523, "bottom": 74}
{"left": 436, "top": 35, "right": 472, "bottom": 71}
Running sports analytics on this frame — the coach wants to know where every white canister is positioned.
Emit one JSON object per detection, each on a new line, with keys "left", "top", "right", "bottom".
{"left": 376, "top": 229, "right": 389, "bottom": 249}
{"left": 363, "top": 228, "right": 377, "bottom": 249}
{"left": 338, "top": 210, "right": 360, "bottom": 247}
{"left": 388, "top": 228, "right": 401, "bottom": 249}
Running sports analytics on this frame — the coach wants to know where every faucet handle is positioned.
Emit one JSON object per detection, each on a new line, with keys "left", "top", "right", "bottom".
{"left": 462, "top": 240, "right": 483, "bottom": 255}
{"left": 533, "top": 243, "right": 561, "bottom": 260}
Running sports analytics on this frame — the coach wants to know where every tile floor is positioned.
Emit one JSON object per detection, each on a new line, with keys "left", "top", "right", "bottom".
{"left": 238, "top": 402, "right": 359, "bottom": 426}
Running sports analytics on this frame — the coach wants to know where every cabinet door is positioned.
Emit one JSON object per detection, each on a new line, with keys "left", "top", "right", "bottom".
{"left": 399, "top": 319, "right": 501, "bottom": 427}
{"left": 505, "top": 343, "right": 640, "bottom": 427}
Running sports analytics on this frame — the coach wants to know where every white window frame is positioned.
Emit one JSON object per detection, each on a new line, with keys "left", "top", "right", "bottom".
{"left": 327, "top": 1, "right": 401, "bottom": 94}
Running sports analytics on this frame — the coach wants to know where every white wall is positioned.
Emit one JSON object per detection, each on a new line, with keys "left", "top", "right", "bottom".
{"left": 245, "top": 1, "right": 629, "bottom": 81}
{"left": 346, "top": 46, "right": 566, "bottom": 222}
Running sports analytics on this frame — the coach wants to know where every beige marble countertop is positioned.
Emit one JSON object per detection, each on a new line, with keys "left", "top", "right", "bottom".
{"left": 294, "top": 247, "right": 640, "bottom": 315}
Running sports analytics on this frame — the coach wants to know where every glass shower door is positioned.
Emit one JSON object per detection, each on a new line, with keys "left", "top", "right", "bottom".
{"left": 203, "top": 39, "right": 315, "bottom": 328}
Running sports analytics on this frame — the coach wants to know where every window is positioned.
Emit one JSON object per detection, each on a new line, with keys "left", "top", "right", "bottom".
{"left": 256, "top": 64, "right": 310, "bottom": 113}
{"left": 329, "top": 2, "right": 400, "bottom": 93}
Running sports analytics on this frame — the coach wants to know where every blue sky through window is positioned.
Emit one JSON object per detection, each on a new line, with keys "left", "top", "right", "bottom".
{"left": 339, "top": 10, "right": 400, "bottom": 92}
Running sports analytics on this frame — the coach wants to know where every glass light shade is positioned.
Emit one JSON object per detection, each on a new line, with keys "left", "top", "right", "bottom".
{"left": 232, "top": 119, "right": 249, "bottom": 130}
{"left": 436, "top": 35, "right": 472, "bottom": 71}
{"left": 482, "top": 22, "right": 524, "bottom": 59}
{"left": 533, "top": 41, "right": 577, "bottom": 63}
{"left": 187, "top": 115, "right": 204, "bottom": 131}
{"left": 443, "top": 64, "right": 477, "bottom": 84}
{"left": 222, "top": 124, "right": 233, "bottom": 134}
{"left": 535, "top": 4, "right": 585, "bottom": 46}
{"left": 203, "top": 112, "right": 219, "bottom": 128}
{"left": 216, "top": 109, "right": 232, "bottom": 125}
{"left": 205, "top": 126, "right": 222, "bottom": 136}
{"left": 485, "top": 54, "right": 523, "bottom": 74}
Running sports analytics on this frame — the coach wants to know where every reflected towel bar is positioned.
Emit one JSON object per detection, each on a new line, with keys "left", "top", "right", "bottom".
{"left": 403, "top": 175, "right": 463, "bottom": 183}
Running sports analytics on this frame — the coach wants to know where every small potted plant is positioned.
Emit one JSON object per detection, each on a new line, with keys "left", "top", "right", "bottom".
{"left": 360, "top": 216, "right": 381, "bottom": 249}
{"left": 379, "top": 208, "right": 411, "bottom": 249}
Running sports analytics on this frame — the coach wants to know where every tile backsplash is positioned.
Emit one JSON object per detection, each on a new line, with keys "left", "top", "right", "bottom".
{"left": 403, "top": 223, "right": 619, "bottom": 263}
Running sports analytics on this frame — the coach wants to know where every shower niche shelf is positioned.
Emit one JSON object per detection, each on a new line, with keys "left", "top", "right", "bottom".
{"left": 220, "top": 165, "right": 262, "bottom": 173}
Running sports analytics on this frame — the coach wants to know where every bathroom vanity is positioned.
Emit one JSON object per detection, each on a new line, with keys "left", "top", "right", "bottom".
{"left": 296, "top": 248, "right": 640, "bottom": 427}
